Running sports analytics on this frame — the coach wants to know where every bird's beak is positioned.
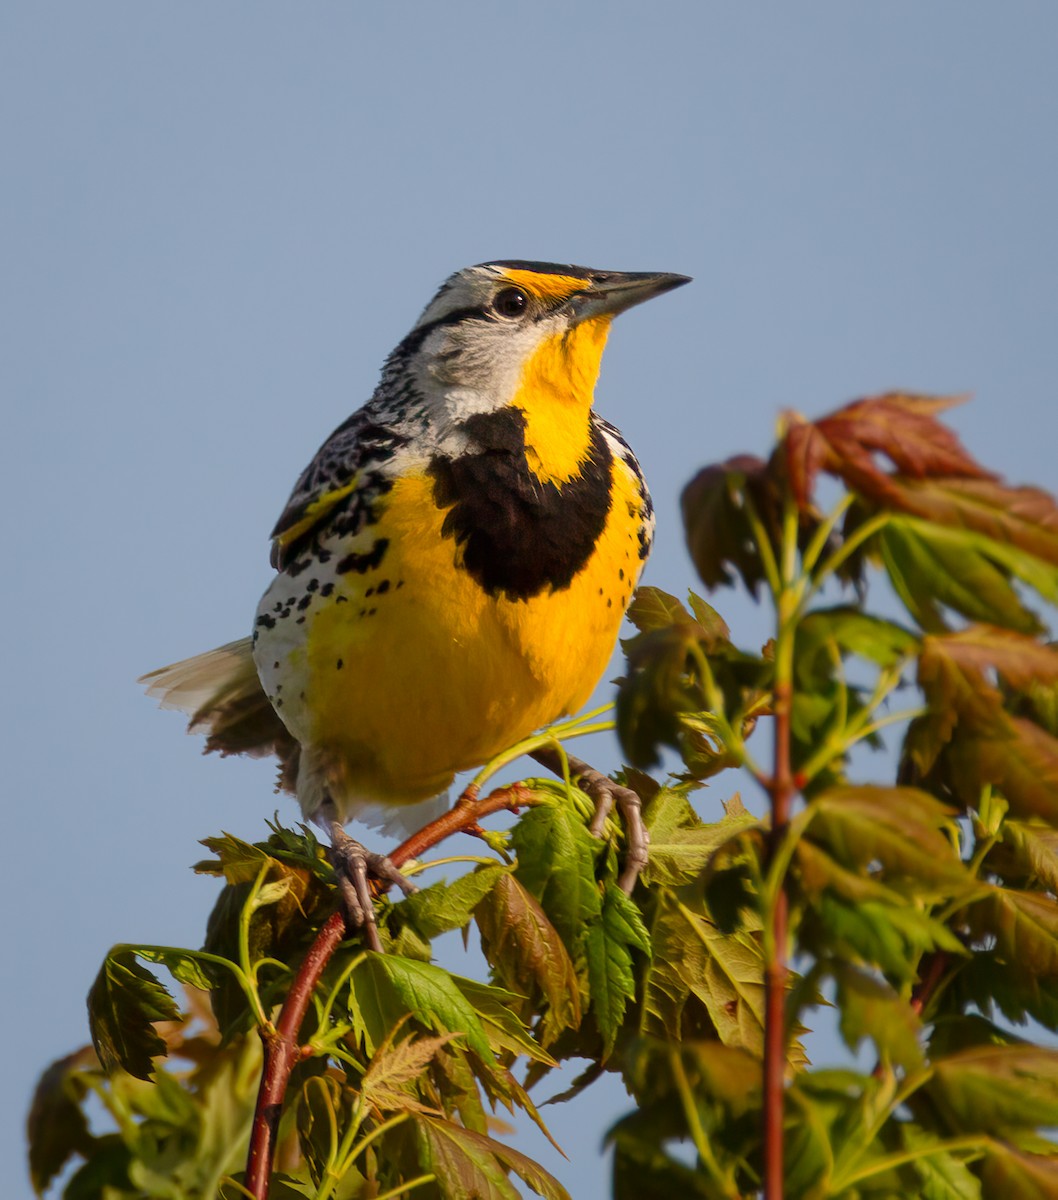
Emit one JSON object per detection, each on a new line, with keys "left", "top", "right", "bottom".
{"left": 569, "top": 271, "right": 692, "bottom": 323}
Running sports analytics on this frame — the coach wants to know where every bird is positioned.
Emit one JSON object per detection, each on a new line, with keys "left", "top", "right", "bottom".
{"left": 141, "top": 260, "right": 690, "bottom": 947}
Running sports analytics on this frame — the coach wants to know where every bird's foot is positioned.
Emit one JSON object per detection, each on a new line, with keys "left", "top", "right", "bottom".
{"left": 529, "top": 749, "right": 650, "bottom": 894}
{"left": 327, "top": 821, "right": 418, "bottom": 953}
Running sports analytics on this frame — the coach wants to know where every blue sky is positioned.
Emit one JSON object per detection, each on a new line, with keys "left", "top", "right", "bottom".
{"left": 5, "top": 5, "right": 1058, "bottom": 1196}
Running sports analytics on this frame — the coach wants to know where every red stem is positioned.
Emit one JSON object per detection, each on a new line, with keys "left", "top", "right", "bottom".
{"left": 764, "top": 680, "right": 793, "bottom": 1200}
{"left": 243, "top": 782, "right": 531, "bottom": 1199}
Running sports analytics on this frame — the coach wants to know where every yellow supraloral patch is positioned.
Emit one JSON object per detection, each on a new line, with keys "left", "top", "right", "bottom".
{"left": 498, "top": 266, "right": 590, "bottom": 305}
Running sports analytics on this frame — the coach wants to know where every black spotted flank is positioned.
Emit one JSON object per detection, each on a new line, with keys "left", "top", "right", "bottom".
{"left": 336, "top": 538, "right": 390, "bottom": 575}
{"left": 428, "top": 409, "right": 613, "bottom": 601}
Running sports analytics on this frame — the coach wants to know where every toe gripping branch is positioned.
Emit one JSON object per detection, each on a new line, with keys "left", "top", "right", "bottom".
{"left": 326, "top": 821, "right": 419, "bottom": 954}
{"left": 528, "top": 748, "right": 650, "bottom": 893}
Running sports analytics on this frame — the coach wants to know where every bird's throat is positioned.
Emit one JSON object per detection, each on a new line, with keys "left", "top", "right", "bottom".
{"left": 513, "top": 316, "right": 613, "bottom": 485}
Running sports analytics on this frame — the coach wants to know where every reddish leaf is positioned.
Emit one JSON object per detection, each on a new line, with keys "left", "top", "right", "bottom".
{"left": 968, "top": 887, "right": 1058, "bottom": 977}
{"left": 928, "top": 1044, "right": 1058, "bottom": 1132}
{"left": 474, "top": 872, "right": 581, "bottom": 1046}
{"left": 948, "top": 717, "right": 1058, "bottom": 822}
{"left": 782, "top": 393, "right": 987, "bottom": 509}
{"left": 981, "top": 1144, "right": 1058, "bottom": 1196}
{"left": 681, "top": 454, "right": 776, "bottom": 592}
{"left": 807, "top": 786, "right": 965, "bottom": 886}
{"left": 892, "top": 476, "right": 1058, "bottom": 568}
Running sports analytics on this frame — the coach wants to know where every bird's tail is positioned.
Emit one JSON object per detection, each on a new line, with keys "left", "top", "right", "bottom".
{"left": 139, "top": 638, "right": 299, "bottom": 791}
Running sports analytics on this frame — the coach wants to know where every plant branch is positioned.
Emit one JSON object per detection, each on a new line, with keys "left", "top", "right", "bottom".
{"left": 243, "top": 781, "right": 535, "bottom": 1199}
{"left": 762, "top": 500, "right": 801, "bottom": 1200}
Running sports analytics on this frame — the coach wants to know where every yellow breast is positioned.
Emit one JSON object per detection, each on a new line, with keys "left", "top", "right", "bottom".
{"left": 298, "top": 452, "right": 647, "bottom": 809}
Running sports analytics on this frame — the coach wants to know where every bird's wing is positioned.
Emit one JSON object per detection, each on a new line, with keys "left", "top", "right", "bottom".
{"left": 267, "top": 411, "right": 373, "bottom": 570}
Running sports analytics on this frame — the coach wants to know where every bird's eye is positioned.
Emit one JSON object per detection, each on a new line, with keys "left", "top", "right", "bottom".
{"left": 493, "top": 287, "right": 529, "bottom": 318}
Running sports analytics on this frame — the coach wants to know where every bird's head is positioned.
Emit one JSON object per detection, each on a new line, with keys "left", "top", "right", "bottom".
{"left": 390, "top": 261, "right": 690, "bottom": 444}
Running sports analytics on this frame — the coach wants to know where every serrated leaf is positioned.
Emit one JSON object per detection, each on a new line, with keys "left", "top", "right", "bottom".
{"left": 795, "top": 606, "right": 918, "bottom": 687}
{"left": 681, "top": 454, "right": 777, "bottom": 593}
{"left": 782, "top": 393, "right": 984, "bottom": 510}
{"left": 135, "top": 946, "right": 214, "bottom": 992}
{"left": 473, "top": 871, "right": 580, "bottom": 1046}
{"left": 928, "top": 1045, "right": 1058, "bottom": 1132}
{"left": 394, "top": 864, "right": 508, "bottom": 941}
{"left": 448, "top": 976, "right": 555, "bottom": 1065}
{"left": 88, "top": 949, "right": 182, "bottom": 1079}
{"left": 686, "top": 591, "right": 732, "bottom": 643}
{"left": 901, "top": 1123, "right": 983, "bottom": 1199}
{"left": 509, "top": 802, "right": 601, "bottom": 947}
{"left": 642, "top": 889, "right": 765, "bottom": 1053}
{"left": 351, "top": 955, "right": 494, "bottom": 1064}
{"left": 640, "top": 785, "right": 758, "bottom": 888}
{"left": 810, "top": 893, "right": 963, "bottom": 982}
{"left": 808, "top": 786, "right": 966, "bottom": 887}
{"left": 584, "top": 883, "right": 650, "bottom": 1058}
{"left": 993, "top": 820, "right": 1058, "bottom": 890}
{"left": 895, "top": 474, "right": 1058, "bottom": 569}
{"left": 948, "top": 717, "right": 1058, "bottom": 822}
{"left": 948, "top": 951, "right": 1058, "bottom": 1032}
{"left": 833, "top": 963, "right": 924, "bottom": 1069}
{"left": 361, "top": 1029, "right": 455, "bottom": 1115}
{"left": 412, "top": 1115, "right": 571, "bottom": 1200}
{"left": 625, "top": 586, "right": 693, "bottom": 632}
{"left": 196, "top": 832, "right": 274, "bottom": 883}
{"left": 881, "top": 518, "right": 1041, "bottom": 633}
{"left": 980, "top": 1143, "right": 1058, "bottom": 1197}
{"left": 969, "top": 886, "right": 1058, "bottom": 978}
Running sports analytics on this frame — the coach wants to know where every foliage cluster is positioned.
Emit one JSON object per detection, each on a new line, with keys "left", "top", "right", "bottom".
{"left": 28, "top": 394, "right": 1058, "bottom": 1198}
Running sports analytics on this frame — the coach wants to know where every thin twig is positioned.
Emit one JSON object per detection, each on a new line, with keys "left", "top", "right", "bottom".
{"left": 243, "top": 781, "right": 534, "bottom": 1200}
{"left": 763, "top": 679, "right": 793, "bottom": 1200}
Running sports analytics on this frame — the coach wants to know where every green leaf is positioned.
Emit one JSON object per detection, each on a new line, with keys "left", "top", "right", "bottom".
{"left": 412, "top": 1114, "right": 571, "bottom": 1200}
{"left": 448, "top": 976, "right": 555, "bottom": 1065}
{"left": 948, "top": 951, "right": 1058, "bottom": 1031}
{"left": 134, "top": 946, "right": 215, "bottom": 992}
{"left": 642, "top": 889, "right": 765, "bottom": 1053}
{"left": 88, "top": 949, "right": 182, "bottom": 1079}
{"left": 833, "top": 963, "right": 924, "bottom": 1069}
{"left": 640, "top": 786, "right": 758, "bottom": 888}
{"left": 687, "top": 591, "right": 732, "bottom": 643}
{"left": 928, "top": 1045, "right": 1058, "bottom": 1132}
{"left": 584, "top": 883, "right": 650, "bottom": 1058}
{"left": 795, "top": 606, "right": 918, "bottom": 687}
{"left": 625, "top": 586, "right": 694, "bottom": 632}
{"left": 351, "top": 955, "right": 496, "bottom": 1064}
{"left": 63, "top": 1136, "right": 133, "bottom": 1200}
{"left": 473, "top": 870, "right": 581, "bottom": 1046}
{"left": 980, "top": 1144, "right": 1058, "bottom": 1197}
{"left": 992, "top": 820, "right": 1058, "bottom": 890}
{"left": 510, "top": 801, "right": 602, "bottom": 947}
{"left": 809, "top": 893, "right": 963, "bottom": 982}
{"left": 969, "top": 886, "right": 1058, "bottom": 978}
{"left": 881, "top": 518, "right": 1041, "bottom": 633}
{"left": 808, "top": 786, "right": 966, "bottom": 887}
{"left": 394, "top": 864, "right": 508, "bottom": 941}
{"left": 361, "top": 1027, "right": 456, "bottom": 1115}
{"left": 900, "top": 1123, "right": 983, "bottom": 1200}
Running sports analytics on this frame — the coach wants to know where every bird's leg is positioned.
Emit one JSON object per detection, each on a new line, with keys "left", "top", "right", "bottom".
{"left": 528, "top": 747, "right": 650, "bottom": 894}
{"left": 323, "top": 815, "right": 418, "bottom": 954}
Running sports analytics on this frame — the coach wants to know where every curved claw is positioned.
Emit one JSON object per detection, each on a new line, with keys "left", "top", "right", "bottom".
{"left": 528, "top": 748, "right": 651, "bottom": 894}
{"left": 327, "top": 820, "right": 418, "bottom": 953}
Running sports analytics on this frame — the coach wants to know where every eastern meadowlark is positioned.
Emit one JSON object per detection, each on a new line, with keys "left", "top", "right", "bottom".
{"left": 142, "top": 261, "right": 690, "bottom": 943}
